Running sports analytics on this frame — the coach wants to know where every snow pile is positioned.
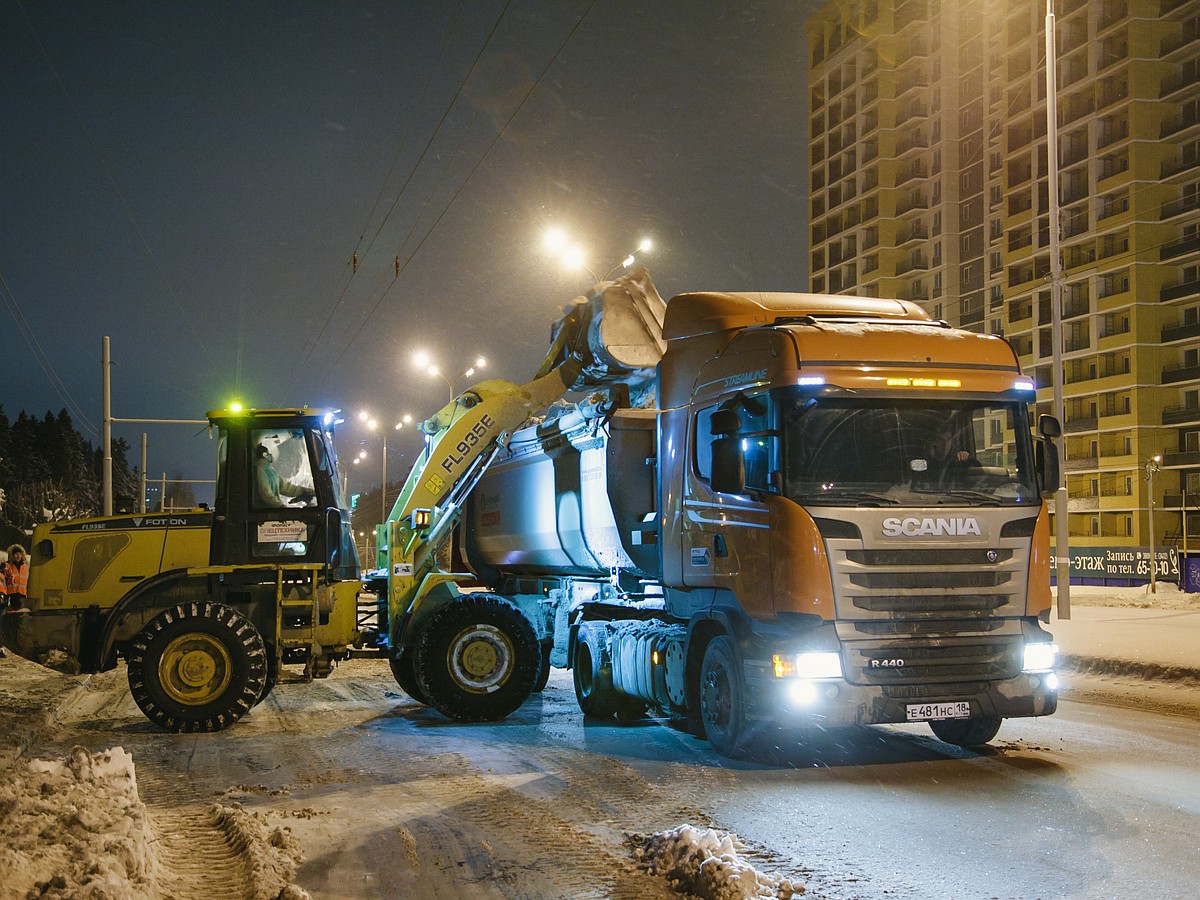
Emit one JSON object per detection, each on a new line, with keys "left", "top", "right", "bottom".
{"left": 0, "top": 746, "right": 159, "bottom": 900}
{"left": 632, "top": 824, "right": 802, "bottom": 899}
{"left": 211, "top": 802, "right": 310, "bottom": 900}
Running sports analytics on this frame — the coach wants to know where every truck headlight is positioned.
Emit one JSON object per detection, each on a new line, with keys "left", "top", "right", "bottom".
{"left": 773, "top": 651, "right": 843, "bottom": 680}
{"left": 1022, "top": 642, "right": 1058, "bottom": 673}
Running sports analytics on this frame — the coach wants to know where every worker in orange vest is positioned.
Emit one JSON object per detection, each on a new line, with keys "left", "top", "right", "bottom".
{"left": 4, "top": 544, "right": 29, "bottom": 611}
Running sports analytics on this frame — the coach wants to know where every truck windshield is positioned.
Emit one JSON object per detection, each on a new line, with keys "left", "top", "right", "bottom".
{"left": 779, "top": 392, "right": 1039, "bottom": 507}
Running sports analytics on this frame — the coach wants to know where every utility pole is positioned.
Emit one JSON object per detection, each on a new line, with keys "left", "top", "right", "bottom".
{"left": 102, "top": 337, "right": 113, "bottom": 516}
{"left": 1045, "top": 0, "right": 1070, "bottom": 618}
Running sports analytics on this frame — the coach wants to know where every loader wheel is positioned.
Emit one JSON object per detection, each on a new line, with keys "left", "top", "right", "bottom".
{"left": 414, "top": 594, "right": 539, "bottom": 721}
{"left": 533, "top": 644, "right": 552, "bottom": 693}
{"left": 389, "top": 651, "right": 429, "bottom": 705}
{"left": 127, "top": 602, "right": 267, "bottom": 733}
{"left": 253, "top": 653, "right": 279, "bottom": 708}
{"left": 572, "top": 625, "right": 647, "bottom": 722}
{"left": 929, "top": 715, "right": 1002, "bottom": 748}
{"left": 699, "top": 635, "right": 749, "bottom": 758}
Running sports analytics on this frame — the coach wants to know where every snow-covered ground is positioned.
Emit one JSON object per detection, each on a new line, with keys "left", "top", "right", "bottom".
{"left": 1, "top": 586, "right": 1196, "bottom": 899}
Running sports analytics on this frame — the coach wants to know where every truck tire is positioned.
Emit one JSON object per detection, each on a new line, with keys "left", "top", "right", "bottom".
{"left": 572, "top": 625, "right": 646, "bottom": 721}
{"left": 928, "top": 715, "right": 1002, "bottom": 748}
{"left": 390, "top": 651, "right": 429, "bottom": 705}
{"left": 699, "top": 635, "right": 749, "bottom": 757}
{"left": 127, "top": 602, "right": 267, "bottom": 733}
{"left": 414, "top": 594, "right": 538, "bottom": 722}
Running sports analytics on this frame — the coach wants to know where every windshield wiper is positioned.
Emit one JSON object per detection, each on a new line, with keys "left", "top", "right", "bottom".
{"left": 800, "top": 489, "right": 901, "bottom": 506}
{"left": 911, "top": 488, "right": 1006, "bottom": 506}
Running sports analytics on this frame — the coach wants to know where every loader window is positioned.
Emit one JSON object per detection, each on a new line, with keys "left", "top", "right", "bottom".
{"left": 252, "top": 429, "right": 316, "bottom": 509}
{"left": 69, "top": 534, "right": 132, "bottom": 592}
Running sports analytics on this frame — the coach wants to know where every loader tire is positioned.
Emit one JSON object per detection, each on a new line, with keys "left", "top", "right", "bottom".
{"left": 253, "top": 653, "right": 279, "bottom": 708}
{"left": 390, "top": 651, "right": 429, "bottom": 705}
{"left": 533, "top": 643, "right": 552, "bottom": 693}
{"left": 127, "top": 602, "right": 267, "bottom": 733}
{"left": 414, "top": 594, "right": 539, "bottom": 722}
{"left": 572, "top": 624, "right": 647, "bottom": 722}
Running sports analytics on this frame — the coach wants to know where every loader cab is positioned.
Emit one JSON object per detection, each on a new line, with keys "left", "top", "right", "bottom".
{"left": 207, "top": 408, "right": 359, "bottom": 580}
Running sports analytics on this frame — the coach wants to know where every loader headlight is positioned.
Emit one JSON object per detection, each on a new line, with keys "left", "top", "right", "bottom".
{"left": 1022, "top": 641, "right": 1058, "bottom": 673}
{"left": 773, "top": 651, "right": 843, "bottom": 680}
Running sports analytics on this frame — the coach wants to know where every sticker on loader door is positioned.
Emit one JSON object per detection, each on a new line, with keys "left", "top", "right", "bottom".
{"left": 258, "top": 520, "right": 307, "bottom": 543}
{"left": 394, "top": 563, "right": 414, "bottom": 577}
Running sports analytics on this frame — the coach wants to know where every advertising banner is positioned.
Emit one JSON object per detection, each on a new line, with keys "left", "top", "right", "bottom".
{"left": 1051, "top": 546, "right": 1179, "bottom": 580}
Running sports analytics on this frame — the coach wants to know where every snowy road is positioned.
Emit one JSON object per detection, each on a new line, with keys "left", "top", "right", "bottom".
{"left": 14, "top": 658, "right": 1200, "bottom": 899}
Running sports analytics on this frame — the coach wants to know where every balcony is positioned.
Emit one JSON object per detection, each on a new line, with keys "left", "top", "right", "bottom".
{"left": 1162, "top": 321, "right": 1200, "bottom": 343}
{"left": 1161, "top": 279, "right": 1200, "bottom": 302}
{"left": 1162, "top": 406, "right": 1200, "bottom": 426}
{"left": 896, "top": 253, "right": 931, "bottom": 275}
{"left": 1162, "top": 150, "right": 1200, "bottom": 179}
{"left": 1162, "top": 363, "right": 1200, "bottom": 384}
{"left": 1161, "top": 106, "right": 1199, "bottom": 139}
{"left": 1161, "top": 234, "right": 1200, "bottom": 261}
{"left": 1161, "top": 194, "right": 1200, "bottom": 221}
{"left": 1162, "top": 450, "right": 1200, "bottom": 468}
{"left": 1064, "top": 416, "right": 1098, "bottom": 433}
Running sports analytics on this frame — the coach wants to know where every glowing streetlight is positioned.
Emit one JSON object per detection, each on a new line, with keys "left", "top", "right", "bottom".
{"left": 541, "top": 227, "right": 653, "bottom": 286}
{"left": 414, "top": 352, "right": 487, "bottom": 402}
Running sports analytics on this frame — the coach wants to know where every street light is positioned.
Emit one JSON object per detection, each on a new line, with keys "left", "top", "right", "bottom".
{"left": 542, "top": 228, "right": 653, "bottom": 286}
{"left": 1146, "top": 454, "right": 1162, "bottom": 594}
{"left": 413, "top": 352, "right": 486, "bottom": 402}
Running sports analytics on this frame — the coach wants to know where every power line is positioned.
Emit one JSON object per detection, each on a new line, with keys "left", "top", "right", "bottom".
{"left": 318, "top": 0, "right": 600, "bottom": 385}
{"left": 0, "top": 267, "right": 98, "bottom": 437}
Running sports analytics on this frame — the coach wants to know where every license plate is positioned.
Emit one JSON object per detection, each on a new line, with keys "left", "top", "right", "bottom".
{"left": 906, "top": 701, "right": 971, "bottom": 721}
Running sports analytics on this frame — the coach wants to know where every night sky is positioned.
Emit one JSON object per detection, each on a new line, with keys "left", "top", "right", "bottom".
{"left": 2, "top": 1, "right": 818, "bottom": 500}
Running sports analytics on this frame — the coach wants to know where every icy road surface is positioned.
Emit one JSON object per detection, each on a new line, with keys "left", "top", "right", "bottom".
{"left": 3, "top": 655, "right": 1198, "bottom": 899}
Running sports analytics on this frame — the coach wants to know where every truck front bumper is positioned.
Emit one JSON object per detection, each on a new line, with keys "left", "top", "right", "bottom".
{"left": 745, "top": 666, "right": 1059, "bottom": 728}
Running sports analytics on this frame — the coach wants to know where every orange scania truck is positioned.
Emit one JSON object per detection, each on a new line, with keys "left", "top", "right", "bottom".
{"left": 459, "top": 284, "right": 1062, "bottom": 756}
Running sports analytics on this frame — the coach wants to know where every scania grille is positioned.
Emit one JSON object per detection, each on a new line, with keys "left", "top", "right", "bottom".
{"left": 848, "top": 639, "right": 1022, "bottom": 685}
{"left": 826, "top": 536, "right": 1029, "bottom": 625}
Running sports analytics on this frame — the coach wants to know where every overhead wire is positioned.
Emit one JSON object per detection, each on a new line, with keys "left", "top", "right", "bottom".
{"left": 284, "top": 0, "right": 509, "bottom": 394}
{"left": 317, "top": 0, "right": 601, "bottom": 384}
{"left": 0, "top": 267, "right": 99, "bottom": 438}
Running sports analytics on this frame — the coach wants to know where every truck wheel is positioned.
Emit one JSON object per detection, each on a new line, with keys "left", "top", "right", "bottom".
{"left": 389, "top": 651, "right": 429, "bottom": 704}
{"left": 929, "top": 715, "right": 1002, "bottom": 748}
{"left": 414, "top": 594, "right": 538, "bottom": 721}
{"left": 572, "top": 626, "right": 646, "bottom": 721}
{"left": 699, "top": 635, "right": 749, "bottom": 757}
{"left": 127, "top": 602, "right": 267, "bottom": 733}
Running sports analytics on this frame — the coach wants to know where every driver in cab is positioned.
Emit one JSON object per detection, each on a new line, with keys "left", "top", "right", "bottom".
{"left": 255, "top": 442, "right": 314, "bottom": 507}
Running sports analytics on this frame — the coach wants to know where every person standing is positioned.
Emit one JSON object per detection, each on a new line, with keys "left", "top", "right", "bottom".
{"left": 4, "top": 544, "right": 29, "bottom": 610}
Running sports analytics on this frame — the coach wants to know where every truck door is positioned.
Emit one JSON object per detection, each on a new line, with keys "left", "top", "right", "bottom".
{"left": 682, "top": 394, "right": 776, "bottom": 616}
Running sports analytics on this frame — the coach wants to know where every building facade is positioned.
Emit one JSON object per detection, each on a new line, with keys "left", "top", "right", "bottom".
{"left": 807, "top": 0, "right": 1200, "bottom": 557}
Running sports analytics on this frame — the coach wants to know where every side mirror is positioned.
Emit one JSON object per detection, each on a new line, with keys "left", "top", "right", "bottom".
{"left": 1036, "top": 436, "right": 1061, "bottom": 498}
{"left": 711, "top": 436, "right": 746, "bottom": 495}
{"left": 1038, "top": 414, "right": 1061, "bottom": 439}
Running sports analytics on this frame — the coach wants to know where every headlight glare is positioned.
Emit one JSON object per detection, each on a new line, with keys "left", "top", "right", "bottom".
{"left": 1023, "top": 642, "right": 1058, "bottom": 673}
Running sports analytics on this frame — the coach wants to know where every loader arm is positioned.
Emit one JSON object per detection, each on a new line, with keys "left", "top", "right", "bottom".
{"left": 377, "top": 268, "right": 667, "bottom": 649}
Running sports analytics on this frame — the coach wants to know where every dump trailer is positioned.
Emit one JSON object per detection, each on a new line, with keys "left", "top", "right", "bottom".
{"left": 457, "top": 283, "right": 1062, "bottom": 756}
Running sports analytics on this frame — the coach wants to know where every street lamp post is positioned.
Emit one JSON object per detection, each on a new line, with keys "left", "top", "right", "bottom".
{"left": 359, "top": 411, "right": 413, "bottom": 522}
{"left": 1146, "top": 454, "right": 1162, "bottom": 594}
